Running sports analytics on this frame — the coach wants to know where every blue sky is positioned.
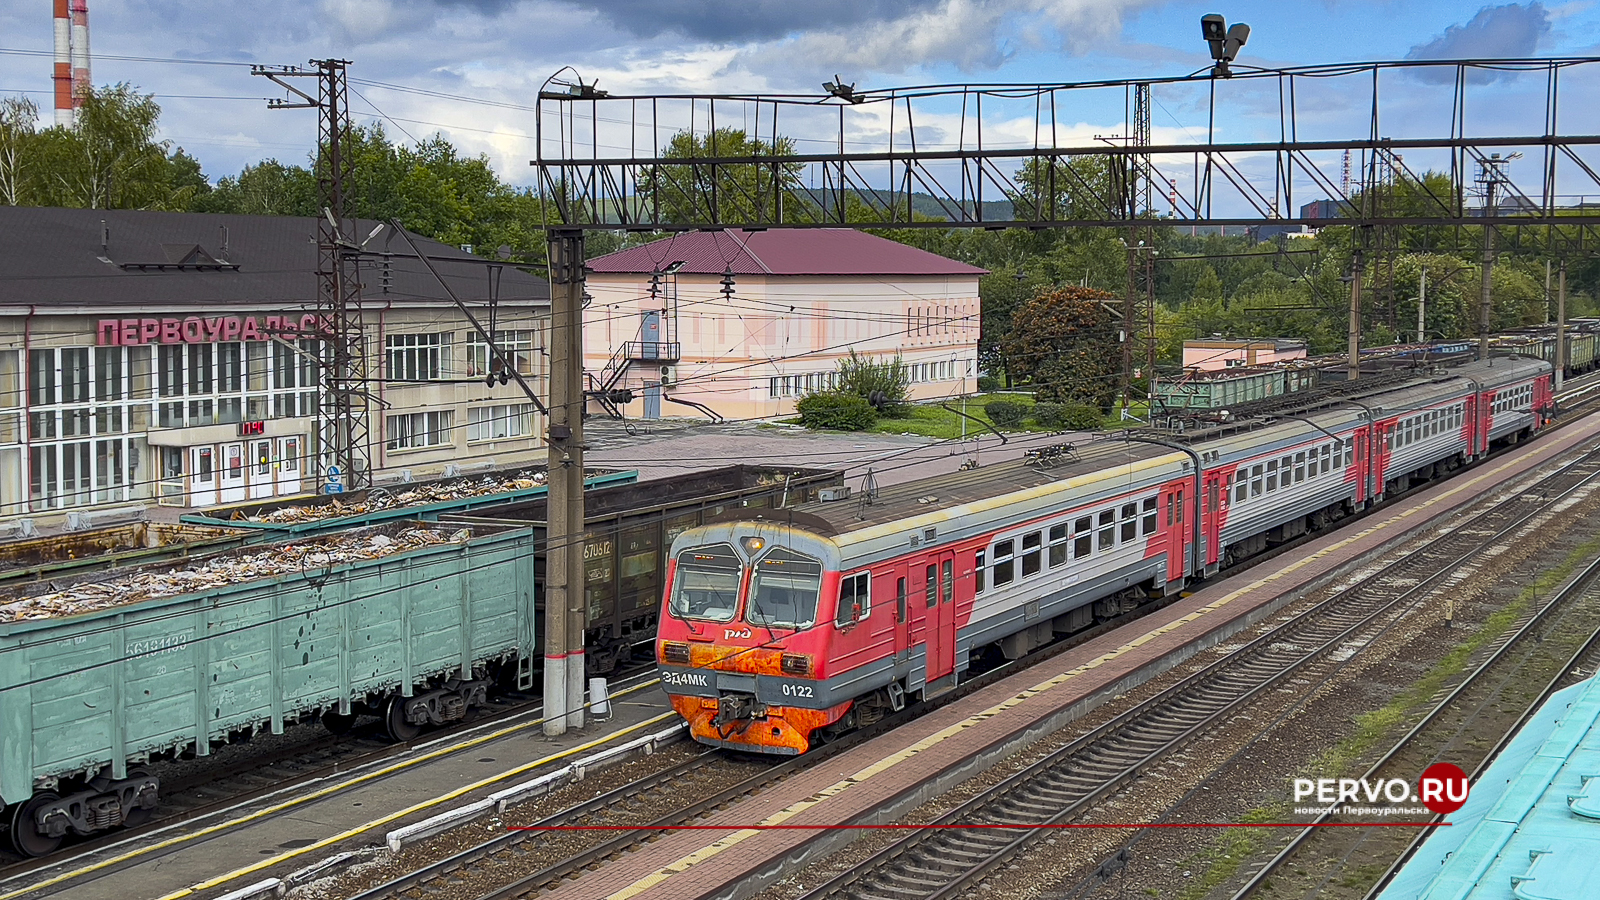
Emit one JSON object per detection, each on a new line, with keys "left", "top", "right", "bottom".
{"left": 0, "top": 1, "right": 1597, "bottom": 191}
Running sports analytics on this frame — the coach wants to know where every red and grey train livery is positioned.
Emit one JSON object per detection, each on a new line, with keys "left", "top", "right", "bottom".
{"left": 656, "top": 357, "right": 1553, "bottom": 754}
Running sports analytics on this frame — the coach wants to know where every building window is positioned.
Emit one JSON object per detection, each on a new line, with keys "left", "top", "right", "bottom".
{"left": 466, "top": 330, "right": 537, "bottom": 378}
{"left": 385, "top": 332, "right": 450, "bottom": 382}
{"left": 27, "top": 347, "right": 138, "bottom": 509}
{"left": 467, "top": 404, "right": 535, "bottom": 442}
{"left": 386, "top": 410, "right": 454, "bottom": 450}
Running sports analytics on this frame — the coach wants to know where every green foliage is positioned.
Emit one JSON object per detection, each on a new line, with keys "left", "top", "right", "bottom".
{"left": 984, "top": 400, "right": 1026, "bottom": 429}
{"left": 641, "top": 127, "right": 803, "bottom": 225}
{"left": 834, "top": 350, "right": 910, "bottom": 415}
{"left": 976, "top": 375, "right": 1001, "bottom": 392}
{"left": 1000, "top": 286, "right": 1119, "bottom": 409}
{"left": 1031, "top": 402, "right": 1102, "bottom": 431}
{"left": 796, "top": 391, "right": 877, "bottom": 431}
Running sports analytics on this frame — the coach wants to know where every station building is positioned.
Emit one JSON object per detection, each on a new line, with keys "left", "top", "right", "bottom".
{"left": 0, "top": 207, "right": 549, "bottom": 525}
{"left": 584, "top": 229, "right": 984, "bottom": 422}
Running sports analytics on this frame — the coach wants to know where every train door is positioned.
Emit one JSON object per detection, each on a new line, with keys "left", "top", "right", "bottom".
{"left": 1202, "top": 472, "right": 1226, "bottom": 571}
{"left": 879, "top": 563, "right": 911, "bottom": 666}
{"left": 247, "top": 439, "right": 274, "bottom": 500}
{"left": 1353, "top": 427, "right": 1368, "bottom": 503}
{"left": 219, "top": 442, "right": 247, "bottom": 505}
{"left": 924, "top": 551, "right": 957, "bottom": 690}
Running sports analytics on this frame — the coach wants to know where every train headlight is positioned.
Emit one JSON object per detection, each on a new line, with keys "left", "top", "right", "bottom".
{"left": 661, "top": 641, "right": 691, "bottom": 664}
{"left": 780, "top": 653, "right": 813, "bottom": 676}
{"left": 741, "top": 536, "right": 766, "bottom": 554}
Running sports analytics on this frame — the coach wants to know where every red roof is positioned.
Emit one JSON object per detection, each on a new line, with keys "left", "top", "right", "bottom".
{"left": 587, "top": 229, "right": 987, "bottom": 277}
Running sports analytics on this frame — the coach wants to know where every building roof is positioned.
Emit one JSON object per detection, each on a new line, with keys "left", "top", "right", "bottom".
{"left": 1377, "top": 674, "right": 1600, "bottom": 900}
{"left": 0, "top": 207, "right": 548, "bottom": 309}
{"left": 587, "top": 229, "right": 988, "bottom": 278}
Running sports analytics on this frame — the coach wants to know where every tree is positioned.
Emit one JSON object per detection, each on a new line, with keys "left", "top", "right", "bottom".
{"left": 1000, "top": 286, "right": 1120, "bottom": 409}
{"left": 639, "top": 128, "right": 803, "bottom": 225}
{"left": 833, "top": 349, "right": 910, "bottom": 415}
{"left": 0, "top": 96, "right": 38, "bottom": 206}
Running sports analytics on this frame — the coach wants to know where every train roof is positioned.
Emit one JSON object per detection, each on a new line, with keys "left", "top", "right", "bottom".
{"left": 784, "top": 440, "right": 1182, "bottom": 536}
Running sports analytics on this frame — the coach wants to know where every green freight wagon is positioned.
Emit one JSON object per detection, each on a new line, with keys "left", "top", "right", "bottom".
{"left": 0, "top": 522, "right": 535, "bottom": 856}
{"left": 1153, "top": 367, "right": 1317, "bottom": 411}
{"left": 453, "top": 464, "right": 843, "bottom": 674}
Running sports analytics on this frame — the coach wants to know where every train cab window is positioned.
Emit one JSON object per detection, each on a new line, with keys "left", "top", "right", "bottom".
{"left": 1266, "top": 460, "right": 1278, "bottom": 492}
{"left": 1048, "top": 524, "right": 1068, "bottom": 567}
{"left": 1120, "top": 504, "right": 1137, "bottom": 541}
{"left": 896, "top": 577, "right": 907, "bottom": 623}
{"left": 992, "top": 540, "right": 1015, "bottom": 587}
{"left": 1294, "top": 452, "right": 1305, "bottom": 482}
{"left": 1143, "top": 498, "right": 1158, "bottom": 535}
{"left": 669, "top": 544, "right": 743, "bottom": 622}
{"left": 926, "top": 564, "right": 938, "bottom": 606}
{"left": 975, "top": 553, "right": 985, "bottom": 594}
{"left": 1022, "top": 532, "right": 1042, "bottom": 577}
{"left": 748, "top": 547, "right": 825, "bottom": 630}
{"left": 1098, "top": 510, "right": 1116, "bottom": 550}
{"left": 1075, "top": 517, "right": 1093, "bottom": 558}
{"left": 835, "top": 572, "right": 870, "bottom": 627}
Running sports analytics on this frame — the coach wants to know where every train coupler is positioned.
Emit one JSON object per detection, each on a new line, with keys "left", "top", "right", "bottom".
{"left": 711, "top": 691, "right": 766, "bottom": 730}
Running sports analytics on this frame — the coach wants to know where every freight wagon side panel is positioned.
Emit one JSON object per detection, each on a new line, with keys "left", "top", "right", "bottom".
{"left": 0, "top": 527, "right": 536, "bottom": 807}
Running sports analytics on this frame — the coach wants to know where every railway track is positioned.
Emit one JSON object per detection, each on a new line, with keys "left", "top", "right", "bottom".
{"left": 1225, "top": 542, "right": 1600, "bottom": 899}
{"left": 0, "top": 663, "right": 660, "bottom": 886}
{"left": 788, "top": 445, "right": 1600, "bottom": 900}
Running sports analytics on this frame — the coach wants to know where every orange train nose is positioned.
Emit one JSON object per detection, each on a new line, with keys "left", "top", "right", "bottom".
{"left": 669, "top": 696, "right": 852, "bottom": 755}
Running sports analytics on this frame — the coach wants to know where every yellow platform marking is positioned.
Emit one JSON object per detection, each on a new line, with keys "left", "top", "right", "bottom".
{"left": 4, "top": 680, "right": 665, "bottom": 900}
{"left": 602, "top": 429, "right": 1600, "bottom": 900}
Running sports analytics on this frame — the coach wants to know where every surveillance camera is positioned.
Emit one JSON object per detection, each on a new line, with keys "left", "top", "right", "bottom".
{"left": 1201, "top": 14, "right": 1226, "bottom": 41}
{"left": 1224, "top": 23, "right": 1251, "bottom": 60}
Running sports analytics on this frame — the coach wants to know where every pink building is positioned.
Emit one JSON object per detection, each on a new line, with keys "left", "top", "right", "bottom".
{"left": 585, "top": 230, "right": 985, "bottom": 422}
{"left": 1182, "top": 338, "right": 1307, "bottom": 372}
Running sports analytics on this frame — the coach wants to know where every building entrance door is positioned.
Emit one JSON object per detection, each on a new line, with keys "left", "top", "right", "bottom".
{"left": 643, "top": 381, "right": 662, "bottom": 419}
{"left": 640, "top": 311, "right": 662, "bottom": 358}
{"left": 189, "top": 446, "right": 217, "bottom": 507}
{"left": 276, "top": 436, "right": 303, "bottom": 495}
{"left": 219, "top": 442, "right": 247, "bottom": 505}
{"left": 247, "top": 439, "right": 274, "bottom": 500}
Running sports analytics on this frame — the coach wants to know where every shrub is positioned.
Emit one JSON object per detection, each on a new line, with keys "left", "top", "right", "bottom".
{"left": 835, "top": 350, "right": 910, "bottom": 416}
{"left": 797, "top": 391, "right": 878, "bottom": 431}
{"left": 977, "top": 375, "right": 1001, "bottom": 392}
{"left": 1031, "top": 402, "right": 1064, "bottom": 428}
{"left": 984, "top": 400, "right": 1026, "bottom": 429}
{"left": 1057, "top": 403, "right": 1105, "bottom": 431}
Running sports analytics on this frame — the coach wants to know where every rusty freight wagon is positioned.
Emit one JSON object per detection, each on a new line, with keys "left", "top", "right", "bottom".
{"left": 452, "top": 464, "right": 842, "bottom": 674}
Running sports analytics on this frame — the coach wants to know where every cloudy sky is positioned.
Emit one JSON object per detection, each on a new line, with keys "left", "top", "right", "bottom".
{"left": 1, "top": 0, "right": 1598, "bottom": 194}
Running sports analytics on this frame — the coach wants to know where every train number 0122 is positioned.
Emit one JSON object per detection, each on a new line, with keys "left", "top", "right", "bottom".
{"left": 781, "top": 683, "right": 814, "bottom": 698}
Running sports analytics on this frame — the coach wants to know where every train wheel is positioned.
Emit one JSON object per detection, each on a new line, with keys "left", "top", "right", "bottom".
{"left": 121, "top": 769, "right": 155, "bottom": 828}
{"left": 321, "top": 710, "right": 359, "bottom": 736}
{"left": 8, "top": 792, "right": 63, "bottom": 858}
{"left": 381, "top": 696, "right": 421, "bottom": 742}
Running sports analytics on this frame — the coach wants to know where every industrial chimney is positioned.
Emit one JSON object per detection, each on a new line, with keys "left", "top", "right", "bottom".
{"left": 52, "top": 0, "right": 71, "bottom": 126}
{"left": 52, "top": 0, "right": 90, "bottom": 127}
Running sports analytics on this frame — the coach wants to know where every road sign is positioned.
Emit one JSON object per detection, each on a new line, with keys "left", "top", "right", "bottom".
{"left": 325, "top": 465, "right": 344, "bottom": 495}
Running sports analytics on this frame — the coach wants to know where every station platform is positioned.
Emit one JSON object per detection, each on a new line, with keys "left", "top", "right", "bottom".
{"left": 7, "top": 675, "right": 676, "bottom": 900}
{"left": 542, "top": 413, "right": 1600, "bottom": 900}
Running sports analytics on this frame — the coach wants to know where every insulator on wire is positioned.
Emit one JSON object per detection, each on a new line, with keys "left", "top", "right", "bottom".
{"left": 720, "top": 266, "right": 736, "bottom": 300}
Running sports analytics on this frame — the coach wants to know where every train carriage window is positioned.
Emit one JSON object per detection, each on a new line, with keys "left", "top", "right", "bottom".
{"left": 1049, "top": 524, "right": 1069, "bottom": 567}
{"left": 1266, "top": 460, "right": 1278, "bottom": 492}
{"left": 835, "top": 572, "right": 870, "bottom": 627}
{"left": 1235, "top": 476, "right": 1247, "bottom": 503}
{"left": 975, "top": 553, "right": 985, "bottom": 594}
{"left": 1251, "top": 464, "right": 1263, "bottom": 497}
{"left": 1098, "top": 510, "right": 1116, "bottom": 550}
{"left": 1142, "top": 498, "right": 1158, "bottom": 535}
{"left": 1074, "top": 517, "right": 1092, "bottom": 558}
{"left": 992, "top": 539, "right": 1015, "bottom": 587}
{"left": 1321, "top": 445, "right": 1332, "bottom": 474}
{"left": 926, "top": 564, "right": 938, "bottom": 606}
{"left": 1120, "top": 503, "right": 1137, "bottom": 542}
{"left": 748, "top": 548, "right": 825, "bottom": 629}
{"left": 942, "top": 560, "right": 954, "bottom": 605}
{"left": 1176, "top": 489, "right": 1184, "bottom": 523}
{"left": 896, "top": 577, "right": 907, "bottom": 623}
{"left": 1022, "top": 532, "right": 1042, "bottom": 577}
{"left": 1294, "top": 452, "right": 1305, "bottom": 482}
{"left": 669, "top": 544, "right": 742, "bottom": 622}
{"left": 1166, "top": 495, "right": 1174, "bottom": 526}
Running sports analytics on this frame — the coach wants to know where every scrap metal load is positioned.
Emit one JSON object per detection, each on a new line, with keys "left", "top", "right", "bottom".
{"left": 0, "top": 526, "right": 466, "bottom": 623}
{"left": 243, "top": 473, "right": 548, "bottom": 524}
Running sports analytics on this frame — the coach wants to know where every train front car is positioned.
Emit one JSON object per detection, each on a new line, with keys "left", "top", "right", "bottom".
{"left": 656, "top": 522, "right": 845, "bottom": 754}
